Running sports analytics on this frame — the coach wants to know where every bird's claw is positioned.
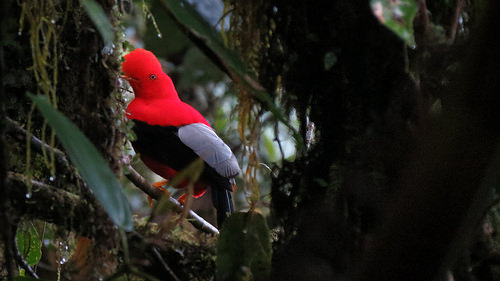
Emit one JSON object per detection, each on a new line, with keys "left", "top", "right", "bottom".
{"left": 147, "top": 180, "right": 170, "bottom": 207}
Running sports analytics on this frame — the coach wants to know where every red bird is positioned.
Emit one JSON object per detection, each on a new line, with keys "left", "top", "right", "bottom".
{"left": 122, "top": 49, "right": 239, "bottom": 227}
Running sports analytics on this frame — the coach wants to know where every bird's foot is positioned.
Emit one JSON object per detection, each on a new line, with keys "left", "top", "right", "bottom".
{"left": 153, "top": 180, "right": 169, "bottom": 189}
{"left": 177, "top": 193, "right": 187, "bottom": 205}
{"left": 147, "top": 180, "right": 170, "bottom": 207}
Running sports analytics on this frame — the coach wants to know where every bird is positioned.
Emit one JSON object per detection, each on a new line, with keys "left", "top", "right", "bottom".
{"left": 121, "top": 48, "right": 239, "bottom": 228}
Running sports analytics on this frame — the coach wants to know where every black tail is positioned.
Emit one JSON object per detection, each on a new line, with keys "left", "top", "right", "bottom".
{"left": 211, "top": 188, "right": 234, "bottom": 228}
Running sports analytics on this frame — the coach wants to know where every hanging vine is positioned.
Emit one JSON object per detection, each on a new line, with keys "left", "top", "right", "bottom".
{"left": 18, "top": 0, "right": 64, "bottom": 189}
{"left": 222, "top": 0, "right": 279, "bottom": 210}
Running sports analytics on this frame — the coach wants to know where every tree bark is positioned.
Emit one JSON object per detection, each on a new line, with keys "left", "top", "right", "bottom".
{"left": 355, "top": 0, "right": 500, "bottom": 279}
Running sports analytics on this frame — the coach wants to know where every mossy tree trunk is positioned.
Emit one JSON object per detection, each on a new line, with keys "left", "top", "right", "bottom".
{"left": 265, "top": 1, "right": 415, "bottom": 279}
{"left": 224, "top": 0, "right": 500, "bottom": 280}
{"left": 256, "top": 1, "right": 500, "bottom": 280}
{"left": 1, "top": 1, "right": 218, "bottom": 279}
{"left": 2, "top": 0, "right": 500, "bottom": 280}
{"left": 1, "top": 0, "right": 124, "bottom": 278}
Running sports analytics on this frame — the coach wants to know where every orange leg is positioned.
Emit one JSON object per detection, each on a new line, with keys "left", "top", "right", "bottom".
{"left": 147, "top": 181, "right": 211, "bottom": 207}
{"left": 153, "top": 180, "right": 168, "bottom": 189}
{"left": 177, "top": 193, "right": 187, "bottom": 205}
{"left": 147, "top": 180, "right": 170, "bottom": 207}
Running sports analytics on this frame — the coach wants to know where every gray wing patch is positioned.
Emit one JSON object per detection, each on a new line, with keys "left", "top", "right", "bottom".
{"left": 178, "top": 123, "right": 240, "bottom": 178}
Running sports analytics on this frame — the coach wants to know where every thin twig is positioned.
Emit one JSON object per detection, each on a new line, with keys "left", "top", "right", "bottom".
{"left": 448, "top": 0, "right": 465, "bottom": 42}
{"left": 125, "top": 164, "right": 220, "bottom": 235}
{"left": 7, "top": 172, "right": 115, "bottom": 239}
{"left": 5, "top": 117, "right": 70, "bottom": 168}
{"left": 151, "top": 246, "right": 182, "bottom": 281}
{"left": 125, "top": 164, "right": 164, "bottom": 199}
{"left": 274, "top": 121, "right": 285, "bottom": 162}
{"left": 415, "top": 0, "right": 429, "bottom": 34}
{"left": 305, "top": 117, "right": 315, "bottom": 150}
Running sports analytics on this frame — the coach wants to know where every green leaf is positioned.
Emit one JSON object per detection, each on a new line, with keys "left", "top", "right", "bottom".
{"left": 16, "top": 223, "right": 42, "bottom": 266}
{"left": 371, "top": 0, "right": 417, "bottom": 47}
{"left": 217, "top": 212, "right": 272, "bottom": 281}
{"left": 324, "top": 51, "right": 338, "bottom": 70}
{"left": 160, "top": 0, "right": 303, "bottom": 148}
{"left": 29, "top": 93, "right": 133, "bottom": 231}
{"left": 80, "top": 0, "right": 115, "bottom": 44}
{"left": 161, "top": 0, "right": 247, "bottom": 73}
{"left": 263, "top": 133, "right": 276, "bottom": 161}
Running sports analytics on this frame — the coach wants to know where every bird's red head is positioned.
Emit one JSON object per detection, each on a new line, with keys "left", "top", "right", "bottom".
{"left": 122, "top": 49, "right": 179, "bottom": 100}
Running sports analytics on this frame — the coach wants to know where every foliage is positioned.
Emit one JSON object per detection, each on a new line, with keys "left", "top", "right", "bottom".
{"left": 15, "top": 223, "right": 41, "bottom": 267}
{"left": 80, "top": 0, "right": 115, "bottom": 44}
{"left": 29, "top": 93, "right": 133, "bottom": 231}
{"left": 371, "top": 0, "right": 418, "bottom": 46}
{"left": 160, "top": 0, "right": 301, "bottom": 144}
{"left": 217, "top": 212, "right": 271, "bottom": 281}
{"left": 3, "top": 0, "right": 500, "bottom": 280}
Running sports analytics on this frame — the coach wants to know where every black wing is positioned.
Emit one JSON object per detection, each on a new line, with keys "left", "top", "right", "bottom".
{"left": 131, "top": 120, "right": 233, "bottom": 191}
{"left": 131, "top": 120, "right": 234, "bottom": 227}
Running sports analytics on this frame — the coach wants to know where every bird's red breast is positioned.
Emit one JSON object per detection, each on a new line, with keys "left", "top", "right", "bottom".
{"left": 122, "top": 49, "right": 238, "bottom": 227}
{"left": 123, "top": 48, "right": 210, "bottom": 193}
{"left": 123, "top": 48, "right": 210, "bottom": 127}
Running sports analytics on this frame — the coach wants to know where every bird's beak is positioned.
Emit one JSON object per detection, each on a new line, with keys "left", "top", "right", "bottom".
{"left": 120, "top": 74, "right": 138, "bottom": 82}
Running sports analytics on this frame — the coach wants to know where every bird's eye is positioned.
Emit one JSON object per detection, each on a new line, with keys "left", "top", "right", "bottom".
{"left": 149, "top": 74, "right": 157, "bottom": 80}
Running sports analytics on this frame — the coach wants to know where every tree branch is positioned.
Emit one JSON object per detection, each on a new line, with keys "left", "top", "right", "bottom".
{"left": 6, "top": 172, "right": 114, "bottom": 239}
{"left": 6, "top": 114, "right": 219, "bottom": 235}
{"left": 448, "top": 0, "right": 465, "bottom": 42}
{"left": 5, "top": 117, "right": 70, "bottom": 169}
{"left": 151, "top": 246, "right": 182, "bottom": 281}
{"left": 414, "top": 0, "right": 429, "bottom": 37}
{"left": 125, "top": 165, "right": 220, "bottom": 235}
